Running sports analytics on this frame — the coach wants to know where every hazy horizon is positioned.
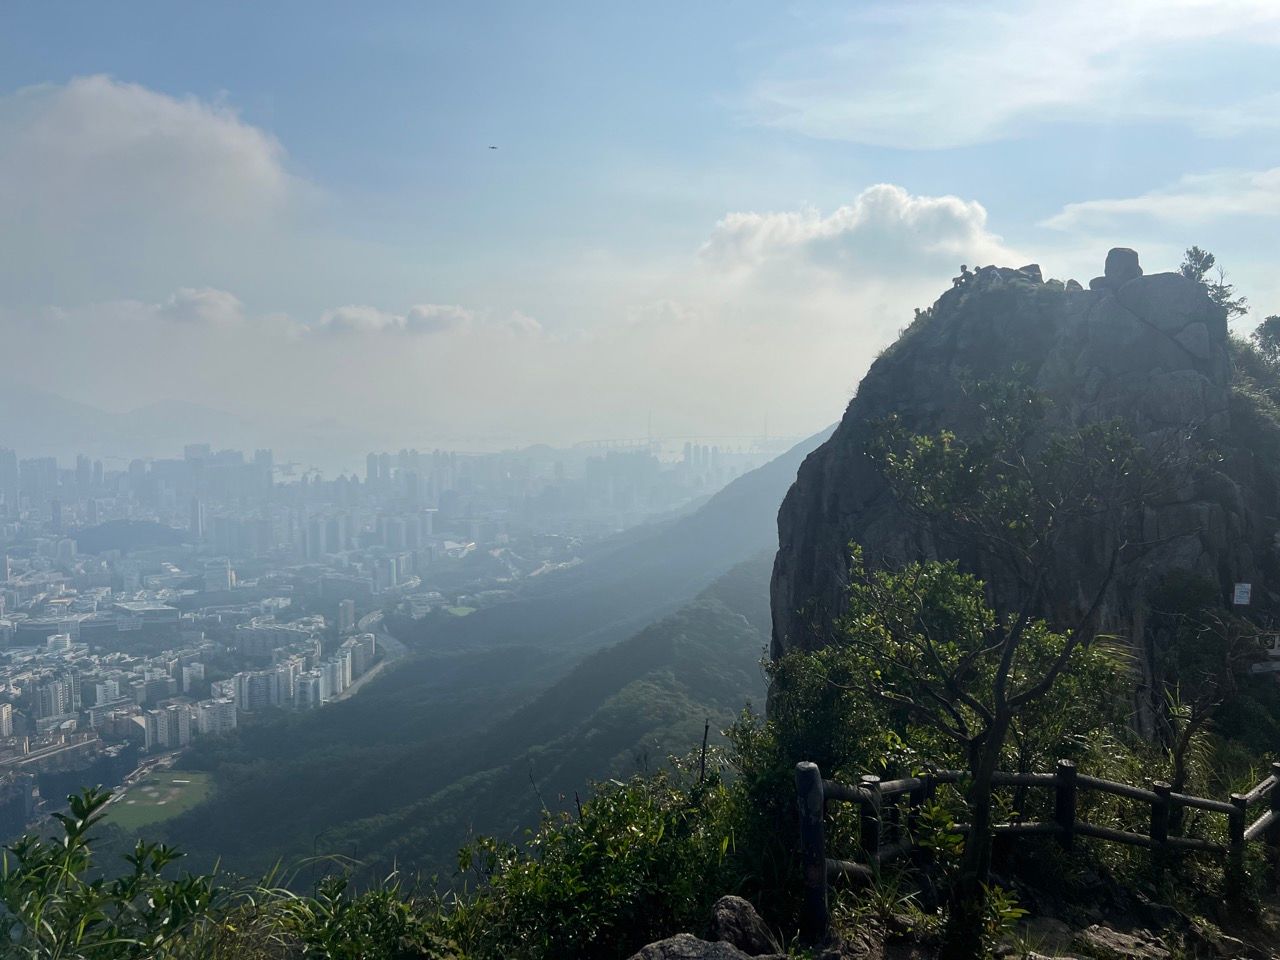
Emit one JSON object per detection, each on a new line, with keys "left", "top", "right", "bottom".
{"left": 3, "top": 1, "right": 1279, "bottom": 463}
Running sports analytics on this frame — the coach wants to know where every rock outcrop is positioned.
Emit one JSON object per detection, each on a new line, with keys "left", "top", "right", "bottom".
{"left": 770, "top": 250, "right": 1280, "bottom": 732}
{"left": 627, "top": 897, "right": 784, "bottom": 960}
{"left": 627, "top": 933, "right": 785, "bottom": 960}
{"left": 709, "top": 896, "right": 781, "bottom": 956}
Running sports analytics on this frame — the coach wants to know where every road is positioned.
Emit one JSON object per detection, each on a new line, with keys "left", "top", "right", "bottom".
{"left": 333, "top": 611, "right": 407, "bottom": 701}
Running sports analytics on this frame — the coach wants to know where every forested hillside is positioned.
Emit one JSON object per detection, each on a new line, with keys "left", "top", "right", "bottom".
{"left": 155, "top": 426, "right": 830, "bottom": 881}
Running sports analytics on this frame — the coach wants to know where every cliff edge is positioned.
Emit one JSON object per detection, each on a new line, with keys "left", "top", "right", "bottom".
{"left": 770, "top": 250, "right": 1280, "bottom": 732}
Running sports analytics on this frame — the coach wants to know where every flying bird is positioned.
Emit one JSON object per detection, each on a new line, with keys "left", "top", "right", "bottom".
{"left": 488, "top": 145, "right": 498, "bottom": 150}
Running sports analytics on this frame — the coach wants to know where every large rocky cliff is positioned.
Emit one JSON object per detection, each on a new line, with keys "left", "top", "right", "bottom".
{"left": 770, "top": 250, "right": 1280, "bottom": 731}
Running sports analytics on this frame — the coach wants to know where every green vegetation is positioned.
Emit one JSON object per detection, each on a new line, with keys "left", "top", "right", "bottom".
{"left": 157, "top": 431, "right": 827, "bottom": 882}
{"left": 13, "top": 266, "right": 1280, "bottom": 956}
{"left": 107, "top": 772, "right": 213, "bottom": 833}
{"left": 160, "top": 554, "right": 772, "bottom": 883}
{"left": 443, "top": 606, "right": 476, "bottom": 617}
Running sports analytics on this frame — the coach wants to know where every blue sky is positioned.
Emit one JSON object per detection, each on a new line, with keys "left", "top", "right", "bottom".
{"left": 1, "top": 1, "right": 1278, "bottom": 463}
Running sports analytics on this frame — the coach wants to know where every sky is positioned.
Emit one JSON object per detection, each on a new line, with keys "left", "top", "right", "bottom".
{"left": 2, "top": 0, "right": 1279, "bottom": 470}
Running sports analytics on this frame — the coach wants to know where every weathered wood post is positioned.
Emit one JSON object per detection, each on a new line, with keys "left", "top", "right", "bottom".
{"left": 795, "top": 762, "right": 828, "bottom": 944}
{"left": 859, "top": 775, "right": 883, "bottom": 865}
{"left": 907, "top": 777, "right": 927, "bottom": 839}
{"left": 1227, "top": 792, "right": 1248, "bottom": 901}
{"left": 887, "top": 793, "right": 902, "bottom": 847}
{"left": 1054, "top": 760, "right": 1077, "bottom": 852}
{"left": 1150, "top": 780, "right": 1171, "bottom": 879}
{"left": 1267, "top": 762, "right": 1280, "bottom": 890}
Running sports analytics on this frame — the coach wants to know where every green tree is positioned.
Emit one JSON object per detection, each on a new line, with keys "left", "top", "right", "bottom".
{"left": 864, "top": 381, "right": 1165, "bottom": 959}
{"left": 1250, "top": 314, "right": 1280, "bottom": 365}
{"left": 0, "top": 788, "right": 220, "bottom": 958}
{"left": 1180, "top": 246, "right": 1249, "bottom": 319}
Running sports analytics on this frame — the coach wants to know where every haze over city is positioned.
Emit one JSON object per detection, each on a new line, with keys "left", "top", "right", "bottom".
{"left": 4, "top": 2, "right": 1280, "bottom": 470}
{"left": 5, "top": 6, "right": 1280, "bottom": 957}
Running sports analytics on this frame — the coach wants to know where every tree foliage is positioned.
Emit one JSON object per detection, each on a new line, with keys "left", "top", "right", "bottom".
{"left": 1180, "top": 246, "right": 1249, "bottom": 319}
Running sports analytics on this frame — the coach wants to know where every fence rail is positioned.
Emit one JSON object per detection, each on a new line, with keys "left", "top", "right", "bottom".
{"left": 794, "top": 759, "right": 1280, "bottom": 943}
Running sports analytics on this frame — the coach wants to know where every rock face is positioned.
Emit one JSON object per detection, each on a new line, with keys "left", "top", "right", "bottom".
{"left": 709, "top": 896, "right": 781, "bottom": 955}
{"left": 627, "top": 933, "right": 785, "bottom": 960}
{"left": 770, "top": 250, "right": 1280, "bottom": 733}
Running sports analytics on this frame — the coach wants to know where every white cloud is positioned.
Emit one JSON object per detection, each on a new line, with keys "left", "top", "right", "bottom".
{"left": 157, "top": 287, "right": 245, "bottom": 326}
{"left": 502, "top": 310, "right": 543, "bottom": 336}
{"left": 315, "top": 303, "right": 478, "bottom": 336}
{"left": 0, "top": 74, "right": 296, "bottom": 227}
{"left": 316, "top": 305, "right": 408, "bottom": 335}
{"left": 700, "top": 184, "right": 1017, "bottom": 273}
{"left": 0, "top": 75, "right": 316, "bottom": 306}
{"left": 405, "top": 304, "right": 473, "bottom": 335}
{"left": 749, "top": 0, "right": 1280, "bottom": 149}
{"left": 1044, "top": 166, "right": 1280, "bottom": 230}
{"left": 2, "top": 184, "right": 1031, "bottom": 462}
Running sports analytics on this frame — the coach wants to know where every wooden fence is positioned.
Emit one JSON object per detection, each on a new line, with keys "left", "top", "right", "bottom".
{"left": 794, "top": 759, "right": 1280, "bottom": 943}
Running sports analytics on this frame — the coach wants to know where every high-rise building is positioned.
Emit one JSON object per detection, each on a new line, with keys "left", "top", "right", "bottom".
{"left": 0, "top": 448, "right": 18, "bottom": 508}
{"left": 203, "top": 558, "right": 233, "bottom": 593}
{"left": 0, "top": 703, "right": 13, "bottom": 738}
{"left": 196, "top": 698, "right": 237, "bottom": 735}
{"left": 337, "top": 598, "right": 356, "bottom": 634}
{"left": 366, "top": 452, "right": 379, "bottom": 485}
{"left": 49, "top": 498, "right": 61, "bottom": 534}
{"left": 189, "top": 497, "right": 205, "bottom": 542}
{"left": 181, "top": 662, "right": 205, "bottom": 692}
{"left": 35, "top": 678, "right": 73, "bottom": 719}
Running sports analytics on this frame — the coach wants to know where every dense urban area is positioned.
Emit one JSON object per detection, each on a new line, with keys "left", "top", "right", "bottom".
{"left": 0, "top": 437, "right": 785, "bottom": 839}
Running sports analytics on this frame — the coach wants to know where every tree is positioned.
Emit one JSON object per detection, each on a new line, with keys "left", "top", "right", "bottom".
{"left": 1147, "top": 572, "right": 1256, "bottom": 799}
{"left": 0, "top": 788, "right": 220, "bottom": 957}
{"left": 1250, "top": 314, "right": 1280, "bottom": 365}
{"left": 859, "top": 380, "right": 1167, "bottom": 959}
{"left": 1180, "top": 246, "right": 1249, "bottom": 319}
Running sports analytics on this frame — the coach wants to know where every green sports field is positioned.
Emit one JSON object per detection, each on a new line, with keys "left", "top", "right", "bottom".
{"left": 107, "top": 770, "right": 213, "bottom": 832}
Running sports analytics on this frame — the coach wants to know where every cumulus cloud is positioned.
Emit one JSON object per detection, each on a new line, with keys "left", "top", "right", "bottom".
{"left": 316, "top": 303, "right": 476, "bottom": 336}
{"left": 156, "top": 287, "right": 245, "bottom": 326}
{"left": 748, "top": 0, "right": 1280, "bottom": 149}
{"left": 0, "top": 75, "right": 313, "bottom": 306}
{"left": 502, "top": 310, "right": 543, "bottom": 336}
{"left": 700, "top": 184, "right": 1018, "bottom": 275}
{"left": 0, "top": 74, "right": 295, "bottom": 226}
{"left": 1044, "top": 166, "right": 1280, "bottom": 230}
{"left": 3, "top": 183, "right": 1033, "bottom": 463}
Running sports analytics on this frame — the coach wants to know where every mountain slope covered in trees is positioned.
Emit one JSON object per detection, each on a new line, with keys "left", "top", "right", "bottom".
{"left": 157, "top": 428, "right": 830, "bottom": 880}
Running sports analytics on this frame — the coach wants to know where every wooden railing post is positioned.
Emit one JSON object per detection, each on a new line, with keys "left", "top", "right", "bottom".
{"left": 1227, "top": 792, "right": 1248, "bottom": 901}
{"left": 1267, "top": 763, "right": 1280, "bottom": 890}
{"left": 794, "top": 762, "right": 828, "bottom": 944}
{"left": 907, "top": 777, "right": 927, "bottom": 839}
{"left": 1150, "top": 781, "right": 1171, "bottom": 880}
{"left": 859, "top": 775, "right": 883, "bottom": 865}
{"left": 1054, "top": 760, "right": 1077, "bottom": 851}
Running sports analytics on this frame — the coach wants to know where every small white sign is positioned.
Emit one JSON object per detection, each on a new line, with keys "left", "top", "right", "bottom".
{"left": 1233, "top": 583, "right": 1252, "bottom": 606}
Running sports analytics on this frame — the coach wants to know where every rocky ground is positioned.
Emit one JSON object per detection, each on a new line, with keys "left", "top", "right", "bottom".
{"left": 629, "top": 890, "right": 1280, "bottom": 959}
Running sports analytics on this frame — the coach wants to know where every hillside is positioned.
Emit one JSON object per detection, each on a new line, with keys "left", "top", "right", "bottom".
{"left": 403, "top": 425, "right": 833, "bottom": 656}
{"left": 158, "top": 428, "right": 828, "bottom": 879}
{"left": 325, "top": 553, "right": 774, "bottom": 877}
{"left": 164, "top": 555, "right": 772, "bottom": 880}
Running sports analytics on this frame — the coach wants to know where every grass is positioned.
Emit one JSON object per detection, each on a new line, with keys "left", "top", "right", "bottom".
{"left": 106, "top": 770, "right": 213, "bottom": 832}
{"left": 445, "top": 606, "right": 477, "bottom": 617}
